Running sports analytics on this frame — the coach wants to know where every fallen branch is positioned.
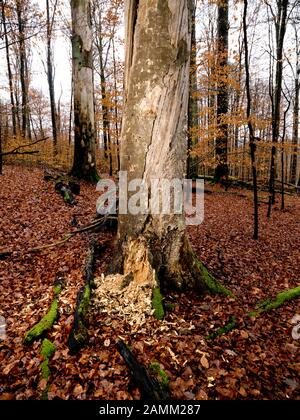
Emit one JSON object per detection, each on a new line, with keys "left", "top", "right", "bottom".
{"left": 117, "top": 340, "right": 169, "bottom": 400}
{"left": 0, "top": 137, "right": 48, "bottom": 157}
{"left": 0, "top": 217, "right": 115, "bottom": 259}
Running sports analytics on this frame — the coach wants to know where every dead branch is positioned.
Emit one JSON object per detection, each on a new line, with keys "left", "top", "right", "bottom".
{"left": 0, "top": 137, "right": 49, "bottom": 157}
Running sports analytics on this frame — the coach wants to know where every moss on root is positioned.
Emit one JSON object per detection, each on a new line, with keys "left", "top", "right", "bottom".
{"left": 206, "top": 316, "right": 238, "bottom": 340}
{"left": 24, "top": 299, "right": 59, "bottom": 345}
{"left": 197, "top": 260, "right": 232, "bottom": 297}
{"left": 248, "top": 285, "right": 300, "bottom": 317}
{"left": 40, "top": 339, "right": 55, "bottom": 400}
{"left": 24, "top": 281, "right": 63, "bottom": 345}
{"left": 149, "top": 362, "right": 169, "bottom": 393}
{"left": 152, "top": 288, "right": 165, "bottom": 320}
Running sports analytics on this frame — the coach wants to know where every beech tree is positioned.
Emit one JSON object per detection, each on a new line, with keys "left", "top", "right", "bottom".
{"left": 114, "top": 0, "right": 227, "bottom": 294}
{"left": 215, "top": 0, "right": 229, "bottom": 182}
{"left": 70, "top": 0, "right": 99, "bottom": 181}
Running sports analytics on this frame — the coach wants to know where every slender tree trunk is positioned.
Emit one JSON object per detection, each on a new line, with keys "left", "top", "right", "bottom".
{"left": 243, "top": 0, "right": 259, "bottom": 240}
{"left": 187, "top": 0, "right": 199, "bottom": 179}
{"left": 16, "top": 1, "right": 30, "bottom": 138}
{"left": 70, "top": 0, "right": 98, "bottom": 181}
{"left": 215, "top": 0, "right": 229, "bottom": 182}
{"left": 46, "top": 0, "right": 58, "bottom": 156}
{"left": 112, "top": 37, "right": 120, "bottom": 172}
{"left": 290, "top": 64, "right": 299, "bottom": 185}
{"left": 267, "top": 0, "right": 289, "bottom": 217}
{"left": 2, "top": 1, "right": 17, "bottom": 137}
{"left": 97, "top": 9, "right": 113, "bottom": 175}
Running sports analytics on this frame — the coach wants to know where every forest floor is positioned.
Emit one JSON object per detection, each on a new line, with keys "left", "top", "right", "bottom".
{"left": 0, "top": 164, "right": 299, "bottom": 400}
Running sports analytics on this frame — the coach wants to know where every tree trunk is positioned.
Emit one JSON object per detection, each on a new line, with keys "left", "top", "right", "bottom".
{"left": 187, "top": 0, "right": 199, "bottom": 179}
{"left": 16, "top": 0, "right": 30, "bottom": 139}
{"left": 46, "top": 0, "right": 58, "bottom": 157}
{"left": 267, "top": 0, "right": 289, "bottom": 217}
{"left": 70, "top": 0, "right": 98, "bottom": 182}
{"left": 290, "top": 63, "right": 299, "bottom": 185}
{"left": 117, "top": 0, "right": 209, "bottom": 291}
{"left": 2, "top": 1, "right": 17, "bottom": 137}
{"left": 215, "top": 0, "right": 229, "bottom": 182}
{"left": 97, "top": 9, "right": 113, "bottom": 176}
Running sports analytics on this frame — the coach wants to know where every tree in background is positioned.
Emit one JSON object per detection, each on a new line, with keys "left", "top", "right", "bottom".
{"left": 70, "top": 0, "right": 99, "bottom": 181}
{"left": 215, "top": 0, "right": 229, "bottom": 182}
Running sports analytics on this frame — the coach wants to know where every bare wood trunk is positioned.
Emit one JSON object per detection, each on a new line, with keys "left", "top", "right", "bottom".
{"left": 71, "top": 0, "right": 98, "bottom": 182}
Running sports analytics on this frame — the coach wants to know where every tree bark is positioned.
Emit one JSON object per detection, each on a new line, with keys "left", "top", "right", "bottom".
{"left": 2, "top": 1, "right": 17, "bottom": 137}
{"left": 16, "top": 0, "right": 30, "bottom": 139}
{"left": 70, "top": 0, "right": 99, "bottom": 182}
{"left": 117, "top": 0, "right": 208, "bottom": 290}
{"left": 187, "top": 0, "right": 199, "bottom": 179}
{"left": 267, "top": 0, "right": 289, "bottom": 217}
{"left": 215, "top": 0, "right": 229, "bottom": 182}
{"left": 46, "top": 0, "right": 58, "bottom": 157}
{"left": 290, "top": 51, "right": 299, "bottom": 185}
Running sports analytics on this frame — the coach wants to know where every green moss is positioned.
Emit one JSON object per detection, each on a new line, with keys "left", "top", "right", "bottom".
{"left": 197, "top": 260, "right": 232, "bottom": 297}
{"left": 149, "top": 362, "right": 169, "bottom": 392}
{"left": 24, "top": 299, "right": 58, "bottom": 345}
{"left": 206, "top": 316, "right": 238, "bottom": 340}
{"left": 24, "top": 282, "right": 63, "bottom": 345}
{"left": 248, "top": 286, "right": 300, "bottom": 317}
{"left": 152, "top": 288, "right": 165, "bottom": 320}
{"left": 39, "top": 339, "right": 55, "bottom": 400}
{"left": 78, "top": 284, "right": 91, "bottom": 319}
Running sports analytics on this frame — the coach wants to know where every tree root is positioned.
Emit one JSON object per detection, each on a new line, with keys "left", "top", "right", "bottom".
{"left": 206, "top": 316, "right": 238, "bottom": 340}
{"left": 248, "top": 285, "right": 300, "bottom": 317}
{"left": 23, "top": 278, "right": 64, "bottom": 345}
{"left": 67, "top": 284, "right": 91, "bottom": 354}
{"left": 39, "top": 339, "right": 55, "bottom": 400}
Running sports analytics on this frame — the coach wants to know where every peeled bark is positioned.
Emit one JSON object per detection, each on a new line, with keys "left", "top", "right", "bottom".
{"left": 70, "top": 0, "right": 99, "bottom": 182}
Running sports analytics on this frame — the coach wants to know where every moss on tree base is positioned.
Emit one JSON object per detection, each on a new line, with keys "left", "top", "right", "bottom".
{"left": 152, "top": 288, "right": 165, "bottom": 320}
{"left": 248, "top": 285, "right": 300, "bottom": 317}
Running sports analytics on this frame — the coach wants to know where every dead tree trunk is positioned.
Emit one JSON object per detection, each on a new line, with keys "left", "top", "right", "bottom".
{"left": 116, "top": 0, "right": 219, "bottom": 292}
{"left": 70, "top": 0, "right": 99, "bottom": 182}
